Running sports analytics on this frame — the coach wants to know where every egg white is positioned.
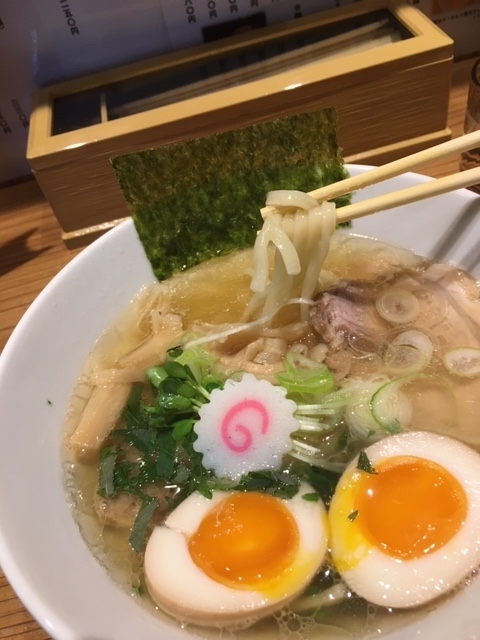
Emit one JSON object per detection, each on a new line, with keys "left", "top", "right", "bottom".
{"left": 144, "top": 483, "right": 328, "bottom": 626}
{"left": 329, "top": 431, "right": 480, "bottom": 608}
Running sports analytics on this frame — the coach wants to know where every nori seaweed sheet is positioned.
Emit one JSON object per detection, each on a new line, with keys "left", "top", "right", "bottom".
{"left": 111, "top": 109, "right": 348, "bottom": 282}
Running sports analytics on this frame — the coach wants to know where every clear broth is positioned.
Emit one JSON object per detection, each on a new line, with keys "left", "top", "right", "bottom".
{"left": 63, "top": 233, "right": 480, "bottom": 639}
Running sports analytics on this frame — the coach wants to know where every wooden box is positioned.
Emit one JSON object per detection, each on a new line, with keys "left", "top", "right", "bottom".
{"left": 27, "top": 0, "right": 453, "bottom": 246}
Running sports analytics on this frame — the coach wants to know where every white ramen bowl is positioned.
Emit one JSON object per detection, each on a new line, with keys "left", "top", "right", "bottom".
{"left": 0, "top": 166, "right": 480, "bottom": 640}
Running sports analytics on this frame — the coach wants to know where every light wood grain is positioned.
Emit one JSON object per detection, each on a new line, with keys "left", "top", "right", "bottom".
{"left": 262, "top": 129, "right": 480, "bottom": 219}
{"left": 0, "top": 56, "right": 475, "bottom": 640}
{"left": 28, "top": 0, "right": 452, "bottom": 237}
{"left": 336, "top": 165, "right": 480, "bottom": 222}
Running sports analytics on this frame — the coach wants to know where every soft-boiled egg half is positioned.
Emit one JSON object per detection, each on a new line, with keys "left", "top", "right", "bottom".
{"left": 144, "top": 482, "right": 328, "bottom": 626}
{"left": 329, "top": 431, "right": 480, "bottom": 608}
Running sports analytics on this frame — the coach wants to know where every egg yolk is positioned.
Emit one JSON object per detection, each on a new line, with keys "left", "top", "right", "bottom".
{"left": 188, "top": 492, "right": 299, "bottom": 589}
{"left": 355, "top": 455, "right": 467, "bottom": 559}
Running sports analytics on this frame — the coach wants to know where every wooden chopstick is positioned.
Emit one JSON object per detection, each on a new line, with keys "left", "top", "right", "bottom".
{"left": 336, "top": 166, "right": 480, "bottom": 223}
{"left": 261, "top": 130, "right": 480, "bottom": 219}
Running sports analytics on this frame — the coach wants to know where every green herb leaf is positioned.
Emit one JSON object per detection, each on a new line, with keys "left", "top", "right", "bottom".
{"left": 236, "top": 470, "right": 300, "bottom": 498}
{"left": 297, "top": 463, "right": 341, "bottom": 507}
{"left": 302, "top": 492, "right": 321, "bottom": 502}
{"left": 129, "top": 498, "right": 158, "bottom": 552}
{"left": 357, "top": 451, "right": 378, "bottom": 474}
{"left": 195, "top": 483, "right": 214, "bottom": 500}
{"left": 336, "top": 427, "right": 350, "bottom": 453}
{"left": 177, "top": 382, "right": 197, "bottom": 399}
{"left": 167, "top": 345, "right": 183, "bottom": 359}
{"left": 203, "top": 377, "right": 222, "bottom": 394}
{"left": 314, "top": 609, "right": 327, "bottom": 622}
{"left": 98, "top": 447, "right": 117, "bottom": 498}
{"left": 155, "top": 432, "right": 176, "bottom": 478}
{"left": 172, "top": 418, "right": 195, "bottom": 440}
{"left": 348, "top": 509, "right": 359, "bottom": 522}
{"left": 303, "top": 583, "right": 321, "bottom": 597}
{"left": 132, "top": 584, "right": 145, "bottom": 597}
{"left": 99, "top": 346, "right": 225, "bottom": 509}
{"left": 159, "top": 377, "right": 183, "bottom": 395}
{"left": 171, "top": 395, "right": 194, "bottom": 411}
{"left": 122, "top": 428, "right": 155, "bottom": 455}
{"left": 127, "top": 385, "right": 143, "bottom": 411}
{"left": 164, "top": 360, "right": 190, "bottom": 380}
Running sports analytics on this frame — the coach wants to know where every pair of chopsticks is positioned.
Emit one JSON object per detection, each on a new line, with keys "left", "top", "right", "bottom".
{"left": 261, "top": 130, "right": 480, "bottom": 223}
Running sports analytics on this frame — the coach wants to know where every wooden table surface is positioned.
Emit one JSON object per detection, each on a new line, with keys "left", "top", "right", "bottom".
{"left": 0, "top": 56, "right": 477, "bottom": 639}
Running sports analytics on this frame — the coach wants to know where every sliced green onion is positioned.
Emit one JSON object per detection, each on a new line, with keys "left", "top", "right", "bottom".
{"left": 383, "top": 344, "right": 428, "bottom": 376}
{"left": 293, "top": 582, "right": 349, "bottom": 613}
{"left": 295, "top": 417, "right": 336, "bottom": 432}
{"left": 146, "top": 365, "right": 168, "bottom": 388}
{"left": 276, "top": 351, "right": 335, "bottom": 400}
{"left": 296, "top": 406, "right": 339, "bottom": 416}
{"left": 414, "top": 284, "right": 448, "bottom": 328}
{"left": 289, "top": 440, "right": 347, "bottom": 473}
{"left": 383, "top": 330, "right": 434, "bottom": 375}
{"left": 392, "top": 329, "right": 434, "bottom": 358}
{"left": 342, "top": 376, "right": 391, "bottom": 440}
{"left": 444, "top": 347, "right": 480, "bottom": 378}
{"left": 370, "top": 374, "right": 457, "bottom": 434}
{"left": 376, "top": 288, "right": 420, "bottom": 324}
{"left": 370, "top": 378, "right": 414, "bottom": 433}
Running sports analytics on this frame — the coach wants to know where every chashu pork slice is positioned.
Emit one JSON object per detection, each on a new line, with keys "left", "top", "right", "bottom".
{"left": 310, "top": 279, "right": 391, "bottom": 352}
